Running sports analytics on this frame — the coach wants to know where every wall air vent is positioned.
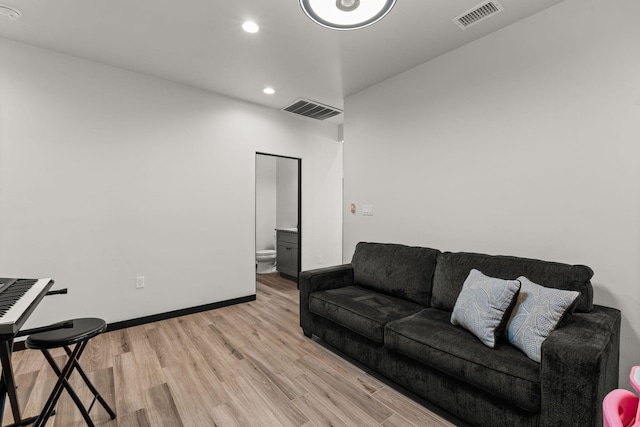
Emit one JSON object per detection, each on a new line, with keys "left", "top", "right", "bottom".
{"left": 453, "top": 1, "right": 504, "bottom": 30}
{"left": 282, "top": 98, "right": 342, "bottom": 120}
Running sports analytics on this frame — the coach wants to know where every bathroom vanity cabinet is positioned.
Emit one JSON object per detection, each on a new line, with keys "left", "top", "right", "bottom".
{"left": 276, "top": 229, "right": 298, "bottom": 280}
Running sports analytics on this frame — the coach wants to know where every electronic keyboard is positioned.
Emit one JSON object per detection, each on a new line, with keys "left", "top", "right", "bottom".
{"left": 0, "top": 278, "right": 54, "bottom": 340}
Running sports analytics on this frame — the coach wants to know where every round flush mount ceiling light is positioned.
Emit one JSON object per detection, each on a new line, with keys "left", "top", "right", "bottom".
{"left": 242, "top": 21, "right": 259, "bottom": 33}
{"left": 300, "top": 0, "right": 396, "bottom": 30}
{"left": 0, "top": 5, "right": 21, "bottom": 20}
{"left": 263, "top": 87, "right": 275, "bottom": 95}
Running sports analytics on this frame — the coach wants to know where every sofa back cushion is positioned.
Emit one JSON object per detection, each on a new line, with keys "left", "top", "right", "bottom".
{"left": 431, "top": 252, "right": 594, "bottom": 313}
{"left": 350, "top": 242, "right": 440, "bottom": 306}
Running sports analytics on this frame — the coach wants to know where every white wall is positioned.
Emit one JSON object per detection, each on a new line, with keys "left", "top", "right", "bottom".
{"left": 276, "top": 157, "right": 299, "bottom": 229}
{"left": 0, "top": 38, "right": 343, "bottom": 329}
{"left": 344, "top": 0, "right": 640, "bottom": 388}
{"left": 255, "top": 155, "right": 277, "bottom": 251}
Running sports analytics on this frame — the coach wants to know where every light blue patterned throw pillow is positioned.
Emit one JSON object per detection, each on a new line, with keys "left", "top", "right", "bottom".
{"left": 450, "top": 269, "right": 521, "bottom": 348}
{"left": 505, "top": 276, "right": 580, "bottom": 362}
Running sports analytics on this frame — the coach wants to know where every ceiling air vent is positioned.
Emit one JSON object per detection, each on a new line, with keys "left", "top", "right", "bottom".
{"left": 282, "top": 98, "right": 342, "bottom": 120}
{"left": 453, "top": 1, "right": 504, "bottom": 30}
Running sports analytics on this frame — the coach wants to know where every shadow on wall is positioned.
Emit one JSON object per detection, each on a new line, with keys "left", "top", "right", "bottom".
{"left": 593, "top": 282, "right": 638, "bottom": 390}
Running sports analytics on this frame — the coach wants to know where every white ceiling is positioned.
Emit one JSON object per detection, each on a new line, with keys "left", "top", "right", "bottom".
{"left": 0, "top": 0, "right": 564, "bottom": 122}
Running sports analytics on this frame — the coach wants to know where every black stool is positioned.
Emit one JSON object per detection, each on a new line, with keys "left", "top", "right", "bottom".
{"left": 25, "top": 318, "right": 116, "bottom": 427}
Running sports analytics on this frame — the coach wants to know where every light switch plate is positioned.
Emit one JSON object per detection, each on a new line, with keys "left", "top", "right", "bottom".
{"left": 362, "top": 205, "right": 374, "bottom": 216}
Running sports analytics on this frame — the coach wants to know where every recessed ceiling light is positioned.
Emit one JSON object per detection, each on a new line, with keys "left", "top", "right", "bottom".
{"left": 263, "top": 87, "right": 275, "bottom": 95}
{"left": 0, "top": 5, "right": 21, "bottom": 20}
{"left": 242, "top": 21, "right": 259, "bottom": 33}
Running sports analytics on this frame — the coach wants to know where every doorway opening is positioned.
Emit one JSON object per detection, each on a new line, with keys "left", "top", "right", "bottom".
{"left": 255, "top": 153, "right": 301, "bottom": 290}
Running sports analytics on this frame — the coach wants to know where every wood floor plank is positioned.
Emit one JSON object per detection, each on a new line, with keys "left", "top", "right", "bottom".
{"left": 241, "top": 343, "right": 305, "bottom": 400}
{"left": 207, "top": 315, "right": 251, "bottom": 351}
{"left": 298, "top": 354, "right": 394, "bottom": 423}
{"left": 240, "top": 354, "right": 309, "bottom": 426}
{"left": 145, "top": 326, "right": 186, "bottom": 369}
{"left": 128, "top": 338, "right": 165, "bottom": 391}
{"left": 232, "top": 303, "right": 264, "bottom": 326}
{"left": 6, "top": 273, "right": 465, "bottom": 427}
{"left": 189, "top": 336, "right": 245, "bottom": 383}
{"left": 216, "top": 303, "right": 260, "bottom": 331}
{"left": 21, "top": 360, "right": 59, "bottom": 420}
{"left": 183, "top": 346, "right": 230, "bottom": 405}
{"left": 12, "top": 346, "right": 46, "bottom": 374}
{"left": 373, "top": 386, "right": 457, "bottom": 427}
{"left": 160, "top": 345, "right": 234, "bottom": 425}
{"left": 208, "top": 403, "right": 242, "bottom": 427}
{"left": 247, "top": 319, "right": 306, "bottom": 361}
{"left": 292, "top": 393, "right": 352, "bottom": 427}
{"left": 162, "top": 318, "right": 195, "bottom": 352}
{"left": 82, "top": 333, "right": 113, "bottom": 373}
{"left": 162, "top": 366, "right": 218, "bottom": 426}
{"left": 222, "top": 375, "right": 296, "bottom": 427}
{"left": 1, "top": 370, "right": 39, "bottom": 424}
{"left": 113, "top": 351, "right": 145, "bottom": 416}
{"left": 293, "top": 372, "right": 382, "bottom": 427}
{"left": 299, "top": 341, "right": 385, "bottom": 396}
{"left": 124, "top": 324, "right": 150, "bottom": 343}
{"left": 180, "top": 314, "right": 244, "bottom": 373}
{"left": 51, "top": 381, "right": 116, "bottom": 427}
{"left": 108, "top": 329, "right": 131, "bottom": 355}
{"left": 86, "top": 366, "right": 117, "bottom": 422}
{"left": 382, "top": 413, "right": 420, "bottom": 427}
{"left": 116, "top": 408, "right": 151, "bottom": 427}
{"left": 143, "top": 383, "right": 184, "bottom": 427}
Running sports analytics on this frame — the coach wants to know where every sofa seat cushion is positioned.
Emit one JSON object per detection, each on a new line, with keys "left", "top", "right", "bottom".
{"left": 309, "top": 286, "right": 425, "bottom": 343}
{"left": 385, "top": 308, "right": 541, "bottom": 412}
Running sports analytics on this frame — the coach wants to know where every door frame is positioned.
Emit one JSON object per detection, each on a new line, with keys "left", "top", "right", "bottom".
{"left": 255, "top": 152, "right": 302, "bottom": 284}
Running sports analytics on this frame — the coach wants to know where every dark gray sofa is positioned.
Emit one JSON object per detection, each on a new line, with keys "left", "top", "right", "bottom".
{"left": 299, "top": 242, "right": 621, "bottom": 427}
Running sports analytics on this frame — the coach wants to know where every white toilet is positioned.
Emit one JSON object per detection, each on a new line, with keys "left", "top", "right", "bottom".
{"left": 256, "top": 249, "right": 277, "bottom": 274}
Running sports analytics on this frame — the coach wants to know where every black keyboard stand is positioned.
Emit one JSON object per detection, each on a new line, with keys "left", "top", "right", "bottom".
{"left": 44, "top": 289, "right": 68, "bottom": 297}
{"left": 0, "top": 288, "right": 67, "bottom": 427}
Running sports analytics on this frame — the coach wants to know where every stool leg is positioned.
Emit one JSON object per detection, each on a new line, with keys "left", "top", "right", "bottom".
{"left": 63, "top": 345, "right": 116, "bottom": 419}
{"left": 34, "top": 342, "right": 94, "bottom": 427}
{"left": 45, "top": 343, "right": 95, "bottom": 427}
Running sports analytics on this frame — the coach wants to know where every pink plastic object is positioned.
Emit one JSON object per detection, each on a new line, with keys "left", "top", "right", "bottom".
{"left": 631, "top": 366, "right": 640, "bottom": 395}
{"left": 603, "top": 366, "right": 640, "bottom": 427}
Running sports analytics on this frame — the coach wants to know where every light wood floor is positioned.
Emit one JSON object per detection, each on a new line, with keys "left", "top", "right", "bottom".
{"left": 3, "top": 274, "right": 460, "bottom": 427}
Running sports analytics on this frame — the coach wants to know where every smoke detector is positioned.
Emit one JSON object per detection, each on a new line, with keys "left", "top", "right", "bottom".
{"left": 0, "top": 5, "right": 21, "bottom": 20}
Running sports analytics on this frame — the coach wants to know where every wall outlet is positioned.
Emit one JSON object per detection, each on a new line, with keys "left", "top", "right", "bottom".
{"left": 136, "top": 276, "right": 145, "bottom": 289}
{"left": 317, "top": 255, "right": 323, "bottom": 265}
{"left": 362, "top": 205, "right": 374, "bottom": 216}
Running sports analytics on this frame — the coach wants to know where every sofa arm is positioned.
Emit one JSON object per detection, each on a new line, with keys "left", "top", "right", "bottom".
{"left": 540, "top": 305, "right": 621, "bottom": 427}
{"left": 299, "top": 264, "right": 354, "bottom": 335}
